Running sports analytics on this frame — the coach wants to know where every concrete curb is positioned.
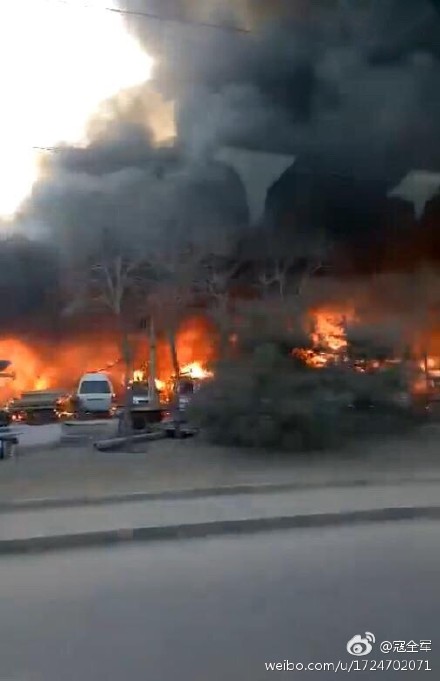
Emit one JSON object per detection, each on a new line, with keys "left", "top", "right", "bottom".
{"left": 2, "top": 476, "right": 440, "bottom": 512}
{"left": 1, "top": 505, "right": 440, "bottom": 555}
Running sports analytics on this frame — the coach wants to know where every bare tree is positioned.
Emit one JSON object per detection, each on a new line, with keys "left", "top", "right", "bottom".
{"left": 64, "top": 232, "right": 146, "bottom": 435}
{"left": 146, "top": 234, "right": 200, "bottom": 379}
{"left": 253, "top": 214, "right": 329, "bottom": 302}
{"left": 186, "top": 224, "right": 242, "bottom": 361}
{"left": 142, "top": 225, "right": 207, "bottom": 436}
{"left": 146, "top": 219, "right": 240, "bottom": 367}
{"left": 92, "top": 255, "right": 147, "bottom": 432}
{"left": 197, "top": 256, "right": 241, "bottom": 359}
{"left": 257, "top": 258, "right": 291, "bottom": 300}
{"left": 295, "top": 258, "right": 326, "bottom": 297}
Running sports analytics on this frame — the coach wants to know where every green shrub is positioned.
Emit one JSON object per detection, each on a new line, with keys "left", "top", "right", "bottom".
{"left": 188, "top": 342, "right": 418, "bottom": 452}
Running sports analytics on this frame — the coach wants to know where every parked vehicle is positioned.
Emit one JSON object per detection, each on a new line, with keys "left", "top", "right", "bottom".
{"left": 75, "top": 372, "right": 115, "bottom": 417}
{"left": 7, "top": 390, "right": 65, "bottom": 424}
{"left": 174, "top": 376, "right": 203, "bottom": 412}
{"left": 130, "top": 382, "right": 151, "bottom": 407}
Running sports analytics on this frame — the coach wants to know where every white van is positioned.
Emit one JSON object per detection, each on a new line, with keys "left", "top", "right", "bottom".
{"left": 76, "top": 373, "right": 114, "bottom": 415}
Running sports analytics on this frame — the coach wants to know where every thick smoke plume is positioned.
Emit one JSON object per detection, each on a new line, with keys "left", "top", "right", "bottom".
{"left": 6, "top": 0, "right": 440, "bottom": 328}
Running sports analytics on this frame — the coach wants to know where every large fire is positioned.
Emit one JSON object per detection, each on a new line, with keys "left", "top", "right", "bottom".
{"left": 0, "top": 317, "right": 216, "bottom": 405}
{"left": 299, "top": 306, "right": 357, "bottom": 368}
{"left": 309, "top": 307, "right": 440, "bottom": 395}
{"left": 2, "top": 304, "right": 438, "bottom": 407}
{"left": 0, "top": 307, "right": 353, "bottom": 405}
{"left": 0, "top": 307, "right": 375, "bottom": 406}
{"left": 311, "top": 309, "right": 352, "bottom": 353}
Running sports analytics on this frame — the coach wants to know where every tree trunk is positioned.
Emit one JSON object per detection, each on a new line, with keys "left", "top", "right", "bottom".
{"left": 119, "top": 330, "right": 133, "bottom": 440}
{"left": 167, "top": 326, "right": 182, "bottom": 437}
{"left": 279, "top": 274, "right": 286, "bottom": 300}
{"left": 148, "top": 315, "right": 159, "bottom": 407}
{"left": 167, "top": 326, "right": 180, "bottom": 379}
{"left": 423, "top": 349, "right": 430, "bottom": 391}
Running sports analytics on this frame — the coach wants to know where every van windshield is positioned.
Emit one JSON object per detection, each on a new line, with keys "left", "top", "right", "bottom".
{"left": 79, "top": 381, "right": 111, "bottom": 395}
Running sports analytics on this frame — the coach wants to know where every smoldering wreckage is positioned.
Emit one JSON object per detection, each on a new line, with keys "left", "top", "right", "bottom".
{"left": 2, "top": 0, "right": 440, "bottom": 447}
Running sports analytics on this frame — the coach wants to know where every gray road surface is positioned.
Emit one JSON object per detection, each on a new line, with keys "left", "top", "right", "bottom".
{"left": 0, "top": 521, "right": 438, "bottom": 680}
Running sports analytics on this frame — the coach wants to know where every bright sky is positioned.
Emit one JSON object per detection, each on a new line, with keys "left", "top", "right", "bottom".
{"left": 0, "top": 0, "right": 153, "bottom": 219}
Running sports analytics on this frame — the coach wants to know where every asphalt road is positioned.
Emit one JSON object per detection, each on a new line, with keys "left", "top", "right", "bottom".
{"left": 0, "top": 521, "right": 438, "bottom": 680}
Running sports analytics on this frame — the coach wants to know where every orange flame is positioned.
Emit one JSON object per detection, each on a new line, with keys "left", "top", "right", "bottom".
{"left": 180, "top": 362, "right": 213, "bottom": 380}
{"left": 0, "top": 316, "right": 216, "bottom": 405}
{"left": 302, "top": 306, "right": 357, "bottom": 368}
{"left": 0, "top": 339, "right": 48, "bottom": 402}
{"left": 312, "top": 309, "right": 352, "bottom": 352}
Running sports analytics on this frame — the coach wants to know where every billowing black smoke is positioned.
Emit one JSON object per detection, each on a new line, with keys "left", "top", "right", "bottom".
{"left": 0, "top": 236, "right": 60, "bottom": 332}
{"left": 164, "top": 0, "right": 440, "bottom": 175}
{"left": 8, "top": 0, "right": 440, "bottom": 328}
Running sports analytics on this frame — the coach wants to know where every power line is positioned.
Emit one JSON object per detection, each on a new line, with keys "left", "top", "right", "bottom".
{"left": 46, "top": 0, "right": 252, "bottom": 34}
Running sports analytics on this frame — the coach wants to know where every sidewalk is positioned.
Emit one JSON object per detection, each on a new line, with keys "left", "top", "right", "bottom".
{"left": 2, "top": 425, "right": 440, "bottom": 505}
{"left": 1, "top": 480, "right": 440, "bottom": 553}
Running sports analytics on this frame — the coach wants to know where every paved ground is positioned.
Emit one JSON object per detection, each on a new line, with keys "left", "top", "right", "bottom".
{"left": 10, "top": 423, "right": 62, "bottom": 448}
{"left": 2, "top": 425, "right": 440, "bottom": 503}
{"left": 1, "top": 481, "right": 440, "bottom": 543}
{"left": 0, "top": 522, "right": 437, "bottom": 680}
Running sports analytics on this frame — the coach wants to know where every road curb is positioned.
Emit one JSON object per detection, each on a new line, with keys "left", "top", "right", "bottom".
{"left": 1, "top": 505, "right": 440, "bottom": 555}
{"left": 2, "top": 476, "right": 440, "bottom": 512}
